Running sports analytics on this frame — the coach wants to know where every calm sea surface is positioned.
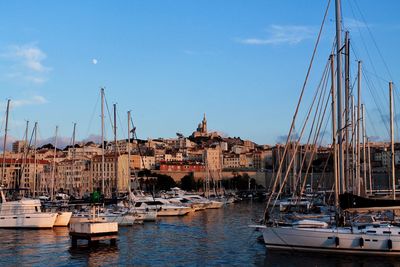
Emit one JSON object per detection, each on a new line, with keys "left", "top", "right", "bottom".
{"left": 0, "top": 201, "right": 399, "bottom": 267}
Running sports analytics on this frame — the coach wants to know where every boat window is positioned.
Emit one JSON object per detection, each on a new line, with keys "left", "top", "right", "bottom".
{"left": 35, "top": 207, "right": 38, "bottom": 212}
{"left": 365, "top": 239, "right": 370, "bottom": 241}
{"left": 145, "top": 201, "right": 163, "bottom": 206}
{"left": 383, "top": 231, "right": 391, "bottom": 234}
{"left": 134, "top": 203, "right": 142, "bottom": 207}
{"left": 366, "top": 230, "right": 376, "bottom": 233}
{"left": 372, "top": 239, "right": 378, "bottom": 242}
{"left": 357, "top": 225, "right": 366, "bottom": 230}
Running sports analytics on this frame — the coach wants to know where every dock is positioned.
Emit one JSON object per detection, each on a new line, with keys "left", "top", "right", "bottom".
{"left": 69, "top": 221, "right": 118, "bottom": 247}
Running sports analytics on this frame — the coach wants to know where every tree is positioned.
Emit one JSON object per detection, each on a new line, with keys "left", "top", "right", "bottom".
{"left": 180, "top": 173, "right": 196, "bottom": 191}
{"left": 136, "top": 170, "right": 176, "bottom": 191}
{"left": 155, "top": 174, "right": 176, "bottom": 191}
{"left": 227, "top": 172, "right": 256, "bottom": 190}
{"left": 39, "top": 143, "right": 54, "bottom": 150}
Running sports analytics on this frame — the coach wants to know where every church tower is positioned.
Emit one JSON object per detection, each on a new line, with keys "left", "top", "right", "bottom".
{"left": 202, "top": 113, "right": 207, "bottom": 133}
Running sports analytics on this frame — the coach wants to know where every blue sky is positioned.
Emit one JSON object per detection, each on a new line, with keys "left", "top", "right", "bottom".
{"left": 1, "top": 0, "right": 400, "bottom": 146}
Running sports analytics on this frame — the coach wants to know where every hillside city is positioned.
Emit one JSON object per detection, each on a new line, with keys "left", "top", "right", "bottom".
{"left": 0, "top": 114, "right": 398, "bottom": 198}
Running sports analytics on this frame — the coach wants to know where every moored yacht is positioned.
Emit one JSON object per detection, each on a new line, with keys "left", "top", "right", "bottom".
{"left": 70, "top": 209, "right": 140, "bottom": 226}
{"left": 54, "top": 211, "right": 73, "bottom": 226}
{"left": 0, "top": 188, "right": 57, "bottom": 228}
{"left": 132, "top": 198, "right": 192, "bottom": 216}
{"left": 254, "top": 221, "right": 400, "bottom": 255}
{"left": 167, "top": 188, "right": 224, "bottom": 210}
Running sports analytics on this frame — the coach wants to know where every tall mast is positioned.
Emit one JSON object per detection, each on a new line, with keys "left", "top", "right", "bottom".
{"left": 113, "top": 103, "right": 118, "bottom": 194}
{"left": 351, "top": 96, "right": 356, "bottom": 192}
{"left": 71, "top": 122, "right": 76, "bottom": 196}
{"left": 362, "top": 104, "right": 367, "bottom": 195}
{"left": 101, "top": 88, "right": 105, "bottom": 195}
{"left": 24, "top": 121, "right": 29, "bottom": 154}
{"left": 1, "top": 99, "right": 10, "bottom": 187}
{"left": 330, "top": 54, "right": 339, "bottom": 208}
{"left": 21, "top": 120, "right": 29, "bottom": 189}
{"left": 51, "top": 126, "right": 58, "bottom": 201}
{"left": 344, "top": 31, "right": 350, "bottom": 192}
{"left": 356, "top": 60, "right": 361, "bottom": 195}
{"left": 292, "top": 139, "right": 296, "bottom": 194}
{"left": 335, "top": 0, "right": 345, "bottom": 194}
{"left": 33, "top": 122, "right": 38, "bottom": 198}
{"left": 389, "top": 81, "right": 396, "bottom": 200}
{"left": 127, "top": 111, "right": 131, "bottom": 193}
{"left": 367, "top": 137, "right": 373, "bottom": 194}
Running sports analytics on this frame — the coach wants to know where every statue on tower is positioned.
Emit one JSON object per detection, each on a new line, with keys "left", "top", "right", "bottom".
{"left": 192, "top": 113, "right": 209, "bottom": 138}
{"left": 201, "top": 113, "right": 207, "bottom": 133}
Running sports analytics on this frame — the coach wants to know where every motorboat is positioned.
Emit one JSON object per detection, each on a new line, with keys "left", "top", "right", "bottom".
{"left": 54, "top": 211, "right": 73, "bottom": 226}
{"left": 132, "top": 198, "right": 192, "bottom": 216}
{"left": 70, "top": 207, "right": 141, "bottom": 226}
{"left": 0, "top": 187, "right": 57, "bottom": 228}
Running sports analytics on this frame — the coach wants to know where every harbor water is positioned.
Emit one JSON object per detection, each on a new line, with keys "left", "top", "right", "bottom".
{"left": 0, "top": 201, "right": 399, "bottom": 266}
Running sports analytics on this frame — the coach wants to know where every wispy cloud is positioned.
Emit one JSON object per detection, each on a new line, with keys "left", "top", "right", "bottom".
{"left": 0, "top": 95, "right": 48, "bottom": 109}
{"left": 238, "top": 25, "right": 316, "bottom": 46}
{"left": 13, "top": 44, "right": 49, "bottom": 72}
{"left": 1, "top": 43, "right": 51, "bottom": 84}
{"left": 13, "top": 95, "right": 48, "bottom": 108}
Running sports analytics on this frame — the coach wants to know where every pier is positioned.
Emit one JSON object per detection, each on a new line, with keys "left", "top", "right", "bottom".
{"left": 69, "top": 221, "right": 118, "bottom": 247}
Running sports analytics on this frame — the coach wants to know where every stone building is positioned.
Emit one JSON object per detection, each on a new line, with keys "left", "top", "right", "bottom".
{"left": 91, "top": 154, "right": 129, "bottom": 195}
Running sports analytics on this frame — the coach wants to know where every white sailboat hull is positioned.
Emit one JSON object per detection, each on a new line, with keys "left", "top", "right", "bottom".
{"left": 71, "top": 213, "right": 138, "bottom": 226}
{"left": 0, "top": 213, "right": 57, "bottom": 228}
{"left": 134, "top": 210, "right": 157, "bottom": 221}
{"left": 261, "top": 226, "right": 400, "bottom": 255}
{"left": 54, "top": 212, "right": 72, "bottom": 226}
{"left": 157, "top": 207, "right": 191, "bottom": 216}
{"left": 206, "top": 201, "right": 224, "bottom": 209}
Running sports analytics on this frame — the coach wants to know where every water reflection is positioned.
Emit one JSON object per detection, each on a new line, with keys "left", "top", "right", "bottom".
{"left": 263, "top": 250, "right": 400, "bottom": 267}
{"left": 1, "top": 201, "right": 399, "bottom": 266}
{"left": 69, "top": 244, "right": 119, "bottom": 266}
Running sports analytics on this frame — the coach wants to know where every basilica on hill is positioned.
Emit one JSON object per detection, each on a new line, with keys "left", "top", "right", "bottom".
{"left": 191, "top": 114, "right": 220, "bottom": 139}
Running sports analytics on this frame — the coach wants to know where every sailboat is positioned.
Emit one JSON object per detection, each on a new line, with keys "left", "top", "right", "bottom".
{"left": 0, "top": 100, "right": 57, "bottom": 228}
{"left": 70, "top": 89, "right": 140, "bottom": 225}
{"left": 125, "top": 110, "right": 157, "bottom": 221}
{"left": 48, "top": 125, "right": 72, "bottom": 227}
{"left": 251, "top": 0, "right": 400, "bottom": 255}
{"left": 203, "top": 153, "right": 224, "bottom": 209}
{"left": 339, "top": 81, "right": 400, "bottom": 210}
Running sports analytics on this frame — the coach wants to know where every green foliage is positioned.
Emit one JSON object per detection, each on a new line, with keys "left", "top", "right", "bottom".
{"left": 137, "top": 169, "right": 176, "bottom": 191}
{"left": 156, "top": 174, "right": 177, "bottom": 191}
{"left": 180, "top": 173, "right": 196, "bottom": 191}
{"left": 221, "top": 172, "right": 259, "bottom": 191}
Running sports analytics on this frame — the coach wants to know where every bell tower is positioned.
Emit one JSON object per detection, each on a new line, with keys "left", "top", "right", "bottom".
{"left": 202, "top": 113, "right": 207, "bottom": 133}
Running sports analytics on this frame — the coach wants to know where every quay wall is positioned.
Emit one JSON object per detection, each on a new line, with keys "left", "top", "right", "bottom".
{"left": 154, "top": 170, "right": 337, "bottom": 191}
